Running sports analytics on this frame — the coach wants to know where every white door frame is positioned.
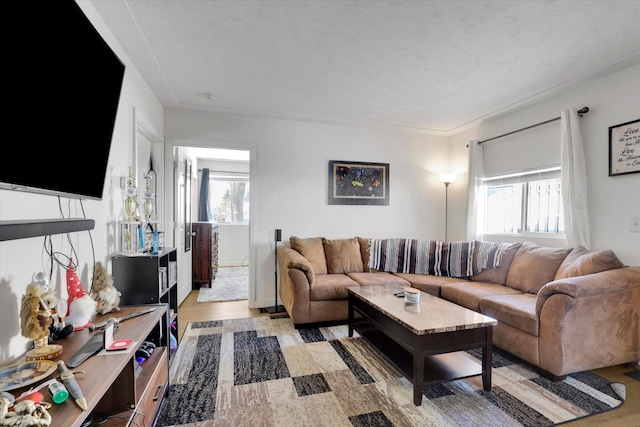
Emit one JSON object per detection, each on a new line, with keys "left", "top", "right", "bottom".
{"left": 164, "top": 139, "right": 257, "bottom": 308}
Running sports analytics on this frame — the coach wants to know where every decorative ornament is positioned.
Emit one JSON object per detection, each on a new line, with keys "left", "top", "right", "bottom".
{"left": 142, "top": 173, "right": 155, "bottom": 221}
{"left": 90, "top": 262, "right": 121, "bottom": 315}
{"left": 20, "top": 280, "right": 63, "bottom": 361}
{"left": 0, "top": 392, "right": 51, "bottom": 427}
{"left": 124, "top": 166, "right": 140, "bottom": 221}
{"left": 65, "top": 261, "right": 96, "bottom": 330}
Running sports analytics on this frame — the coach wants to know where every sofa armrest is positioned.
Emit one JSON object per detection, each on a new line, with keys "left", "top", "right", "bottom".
{"left": 535, "top": 266, "right": 640, "bottom": 316}
{"left": 278, "top": 247, "right": 316, "bottom": 324}
{"left": 279, "top": 247, "right": 315, "bottom": 285}
{"left": 535, "top": 266, "right": 640, "bottom": 375}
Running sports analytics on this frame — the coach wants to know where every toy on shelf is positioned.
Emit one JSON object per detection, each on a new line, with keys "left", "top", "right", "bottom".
{"left": 90, "top": 262, "right": 121, "bottom": 315}
{"left": 20, "top": 277, "right": 63, "bottom": 361}
{"left": 65, "top": 261, "right": 96, "bottom": 330}
{"left": 31, "top": 272, "right": 73, "bottom": 343}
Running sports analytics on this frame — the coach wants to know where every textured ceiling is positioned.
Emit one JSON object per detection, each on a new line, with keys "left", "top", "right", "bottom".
{"left": 91, "top": 0, "right": 640, "bottom": 135}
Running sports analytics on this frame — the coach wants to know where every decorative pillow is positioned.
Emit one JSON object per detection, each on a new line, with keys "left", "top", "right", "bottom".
{"left": 323, "top": 237, "right": 364, "bottom": 274}
{"left": 357, "top": 237, "right": 372, "bottom": 272}
{"left": 554, "top": 246, "right": 625, "bottom": 280}
{"left": 290, "top": 236, "right": 327, "bottom": 274}
{"left": 471, "top": 243, "right": 522, "bottom": 285}
{"left": 505, "top": 242, "right": 571, "bottom": 294}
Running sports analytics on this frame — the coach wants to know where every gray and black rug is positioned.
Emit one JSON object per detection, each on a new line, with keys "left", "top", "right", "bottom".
{"left": 196, "top": 266, "right": 248, "bottom": 302}
{"left": 156, "top": 316, "right": 625, "bottom": 426}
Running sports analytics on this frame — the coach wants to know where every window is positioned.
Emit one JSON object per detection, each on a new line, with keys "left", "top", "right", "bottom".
{"left": 209, "top": 173, "right": 249, "bottom": 223}
{"left": 483, "top": 168, "right": 564, "bottom": 236}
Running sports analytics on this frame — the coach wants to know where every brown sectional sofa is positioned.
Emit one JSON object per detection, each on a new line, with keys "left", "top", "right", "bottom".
{"left": 277, "top": 236, "right": 640, "bottom": 380}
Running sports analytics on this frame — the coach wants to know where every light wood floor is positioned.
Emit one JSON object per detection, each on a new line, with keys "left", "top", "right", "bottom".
{"left": 177, "top": 290, "right": 639, "bottom": 427}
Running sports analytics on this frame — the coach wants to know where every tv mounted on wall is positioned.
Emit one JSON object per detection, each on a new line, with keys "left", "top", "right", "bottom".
{"left": 0, "top": 0, "right": 125, "bottom": 200}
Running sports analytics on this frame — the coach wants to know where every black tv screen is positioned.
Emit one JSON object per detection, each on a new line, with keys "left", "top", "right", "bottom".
{"left": 0, "top": 0, "right": 125, "bottom": 200}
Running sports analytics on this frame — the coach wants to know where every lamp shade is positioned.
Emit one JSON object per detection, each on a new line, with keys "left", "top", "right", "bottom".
{"left": 439, "top": 173, "right": 457, "bottom": 184}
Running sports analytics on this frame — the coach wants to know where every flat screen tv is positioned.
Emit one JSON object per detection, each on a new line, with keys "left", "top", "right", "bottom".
{"left": 0, "top": 0, "right": 125, "bottom": 200}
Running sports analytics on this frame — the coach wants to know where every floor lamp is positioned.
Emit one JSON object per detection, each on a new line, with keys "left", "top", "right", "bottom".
{"left": 266, "top": 228, "right": 285, "bottom": 314}
{"left": 439, "top": 173, "right": 457, "bottom": 242}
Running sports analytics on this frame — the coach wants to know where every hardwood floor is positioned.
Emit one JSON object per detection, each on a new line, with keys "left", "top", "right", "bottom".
{"left": 177, "top": 290, "right": 639, "bottom": 427}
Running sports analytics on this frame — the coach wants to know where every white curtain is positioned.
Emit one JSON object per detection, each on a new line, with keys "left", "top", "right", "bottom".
{"left": 465, "top": 140, "right": 484, "bottom": 241}
{"left": 560, "top": 108, "right": 591, "bottom": 248}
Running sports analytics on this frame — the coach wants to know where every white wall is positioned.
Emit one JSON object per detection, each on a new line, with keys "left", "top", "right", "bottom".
{"left": 0, "top": 1, "right": 164, "bottom": 365}
{"left": 164, "top": 111, "right": 450, "bottom": 308}
{"left": 449, "top": 63, "right": 640, "bottom": 266}
{"left": 218, "top": 224, "right": 250, "bottom": 267}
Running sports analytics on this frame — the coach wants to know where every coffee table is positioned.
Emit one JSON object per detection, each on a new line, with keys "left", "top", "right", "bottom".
{"left": 347, "top": 284, "right": 497, "bottom": 405}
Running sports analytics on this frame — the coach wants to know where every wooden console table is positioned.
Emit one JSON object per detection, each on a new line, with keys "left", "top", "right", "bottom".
{"left": 9, "top": 305, "right": 169, "bottom": 427}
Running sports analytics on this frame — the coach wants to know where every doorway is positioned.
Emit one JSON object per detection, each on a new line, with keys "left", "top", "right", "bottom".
{"left": 172, "top": 145, "right": 253, "bottom": 308}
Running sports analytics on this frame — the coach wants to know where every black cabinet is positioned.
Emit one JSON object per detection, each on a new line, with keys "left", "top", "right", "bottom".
{"left": 111, "top": 248, "right": 178, "bottom": 359}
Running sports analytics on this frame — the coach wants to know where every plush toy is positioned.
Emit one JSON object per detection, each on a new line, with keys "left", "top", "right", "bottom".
{"left": 20, "top": 281, "right": 53, "bottom": 345}
{"left": 65, "top": 261, "right": 96, "bottom": 330}
{"left": 91, "top": 262, "right": 121, "bottom": 315}
{"left": 32, "top": 272, "right": 58, "bottom": 312}
{"left": 30, "top": 272, "right": 74, "bottom": 342}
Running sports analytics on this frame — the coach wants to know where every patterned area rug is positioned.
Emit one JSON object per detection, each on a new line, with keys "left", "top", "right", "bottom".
{"left": 196, "top": 266, "right": 248, "bottom": 302}
{"left": 156, "top": 316, "right": 625, "bottom": 427}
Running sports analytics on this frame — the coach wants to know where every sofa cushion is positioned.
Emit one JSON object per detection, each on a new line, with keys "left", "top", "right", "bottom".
{"left": 440, "top": 281, "right": 522, "bottom": 312}
{"left": 554, "top": 246, "right": 625, "bottom": 280}
{"left": 357, "top": 237, "right": 372, "bottom": 272}
{"left": 323, "top": 237, "right": 364, "bottom": 274}
{"left": 309, "top": 274, "right": 359, "bottom": 301}
{"left": 290, "top": 236, "right": 328, "bottom": 274}
{"left": 470, "top": 243, "right": 521, "bottom": 285}
{"left": 505, "top": 242, "right": 571, "bottom": 294}
{"left": 478, "top": 293, "right": 539, "bottom": 336}
{"left": 347, "top": 272, "right": 410, "bottom": 287}
{"left": 393, "top": 273, "right": 468, "bottom": 297}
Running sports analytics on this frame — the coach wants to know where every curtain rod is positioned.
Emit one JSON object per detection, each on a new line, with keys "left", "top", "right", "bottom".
{"left": 477, "top": 107, "right": 589, "bottom": 145}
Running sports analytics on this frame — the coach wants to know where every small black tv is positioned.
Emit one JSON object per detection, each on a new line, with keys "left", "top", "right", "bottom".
{"left": 0, "top": 0, "right": 125, "bottom": 200}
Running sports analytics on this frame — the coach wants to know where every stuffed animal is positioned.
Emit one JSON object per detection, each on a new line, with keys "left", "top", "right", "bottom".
{"left": 20, "top": 281, "right": 52, "bottom": 343}
{"left": 32, "top": 272, "right": 58, "bottom": 312}
{"left": 65, "top": 261, "right": 96, "bottom": 329}
{"left": 91, "top": 262, "right": 121, "bottom": 315}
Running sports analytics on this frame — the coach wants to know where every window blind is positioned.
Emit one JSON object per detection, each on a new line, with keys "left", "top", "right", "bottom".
{"left": 481, "top": 120, "right": 560, "bottom": 177}
{"left": 483, "top": 166, "right": 561, "bottom": 185}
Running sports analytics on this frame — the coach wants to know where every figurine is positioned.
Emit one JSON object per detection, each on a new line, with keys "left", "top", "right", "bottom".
{"left": 30, "top": 272, "right": 73, "bottom": 342}
{"left": 20, "top": 281, "right": 53, "bottom": 350}
{"left": 65, "top": 261, "right": 96, "bottom": 330}
{"left": 90, "top": 262, "right": 121, "bottom": 315}
{"left": 31, "top": 273, "right": 58, "bottom": 314}
{"left": 0, "top": 395, "right": 51, "bottom": 427}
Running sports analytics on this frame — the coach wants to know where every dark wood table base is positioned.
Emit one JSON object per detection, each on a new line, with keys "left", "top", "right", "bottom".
{"left": 348, "top": 292, "right": 493, "bottom": 406}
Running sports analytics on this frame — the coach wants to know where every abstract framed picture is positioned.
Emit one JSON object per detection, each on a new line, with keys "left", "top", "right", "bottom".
{"left": 609, "top": 118, "right": 640, "bottom": 176}
{"left": 328, "top": 160, "right": 389, "bottom": 205}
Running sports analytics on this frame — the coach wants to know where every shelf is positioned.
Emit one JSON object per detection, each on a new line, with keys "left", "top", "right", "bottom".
{"left": 0, "top": 218, "right": 95, "bottom": 241}
{"left": 112, "top": 247, "right": 175, "bottom": 257}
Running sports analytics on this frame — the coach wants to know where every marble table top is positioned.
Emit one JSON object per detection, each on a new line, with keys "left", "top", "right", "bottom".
{"left": 348, "top": 284, "right": 497, "bottom": 335}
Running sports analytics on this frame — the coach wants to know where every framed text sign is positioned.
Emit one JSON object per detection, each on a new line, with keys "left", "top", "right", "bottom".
{"left": 609, "top": 118, "right": 640, "bottom": 176}
{"left": 328, "top": 160, "right": 389, "bottom": 205}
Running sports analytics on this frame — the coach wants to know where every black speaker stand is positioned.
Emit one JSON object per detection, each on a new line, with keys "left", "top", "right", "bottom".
{"left": 266, "top": 229, "right": 286, "bottom": 314}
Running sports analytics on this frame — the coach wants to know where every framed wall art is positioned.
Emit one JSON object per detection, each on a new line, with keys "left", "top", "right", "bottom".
{"left": 609, "top": 118, "right": 640, "bottom": 176}
{"left": 328, "top": 160, "right": 389, "bottom": 205}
